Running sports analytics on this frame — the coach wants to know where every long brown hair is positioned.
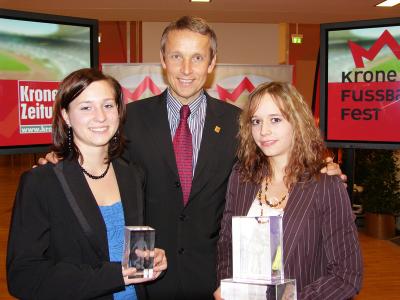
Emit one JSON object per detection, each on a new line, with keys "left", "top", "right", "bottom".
{"left": 51, "top": 68, "right": 126, "bottom": 163}
{"left": 237, "top": 82, "right": 327, "bottom": 187}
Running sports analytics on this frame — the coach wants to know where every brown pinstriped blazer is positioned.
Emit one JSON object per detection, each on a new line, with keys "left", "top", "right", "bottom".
{"left": 217, "top": 165, "right": 363, "bottom": 299}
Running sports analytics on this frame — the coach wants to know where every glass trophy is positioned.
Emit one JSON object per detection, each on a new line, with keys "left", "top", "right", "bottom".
{"left": 122, "top": 226, "right": 155, "bottom": 278}
{"left": 232, "top": 216, "right": 284, "bottom": 281}
{"left": 221, "top": 216, "right": 297, "bottom": 300}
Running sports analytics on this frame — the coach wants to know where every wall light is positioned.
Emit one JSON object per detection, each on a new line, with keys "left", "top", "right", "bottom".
{"left": 291, "top": 23, "right": 303, "bottom": 44}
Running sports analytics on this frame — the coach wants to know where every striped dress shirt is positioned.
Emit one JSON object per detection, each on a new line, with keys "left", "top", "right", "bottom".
{"left": 217, "top": 165, "right": 363, "bottom": 299}
{"left": 166, "top": 89, "right": 206, "bottom": 176}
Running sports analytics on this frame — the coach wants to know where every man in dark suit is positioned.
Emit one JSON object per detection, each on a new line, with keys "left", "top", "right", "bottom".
{"left": 125, "top": 16, "right": 343, "bottom": 300}
{"left": 125, "top": 16, "right": 240, "bottom": 300}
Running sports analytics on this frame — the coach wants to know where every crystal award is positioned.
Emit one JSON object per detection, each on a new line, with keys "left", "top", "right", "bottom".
{"left": 232, "top": 216, "right": 284, "bottom": 281}
{"left": 122, "top": 226, "right": 155, "bottom": 278}
{"left": 221, "top": 216, "right": 297, "bottom": 299}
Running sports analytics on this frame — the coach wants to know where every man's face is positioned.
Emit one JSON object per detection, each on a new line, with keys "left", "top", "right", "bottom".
{"left": 160, "top": 29, "right": 216, "bottom": 105}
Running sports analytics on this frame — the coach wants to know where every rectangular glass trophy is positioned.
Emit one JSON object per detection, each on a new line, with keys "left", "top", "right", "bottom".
{"left": 232, "top": 216, "right": 284, "bottom": 281}
{"left": 122, "top": 226, "right": 155, "bottom": 278}
{"left": 221, "top": 216, "right": 297, "bottom": 299}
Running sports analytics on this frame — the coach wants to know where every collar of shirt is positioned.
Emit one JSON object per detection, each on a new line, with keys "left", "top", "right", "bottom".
{"left": 166, "top": 89, "right": 206, "bottom": 121}
{"left": 166, "top": 89, "right": 207, "bottom": 172}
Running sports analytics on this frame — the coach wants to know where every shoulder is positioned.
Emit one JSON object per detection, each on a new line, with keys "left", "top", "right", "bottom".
{"left": 126, "top": 93, "right": 165, "bottom": 112}
{"left": 230, "top": 161, "right": 242, "bottom": 178}
{"left": 295, "top": 173, "right": 345, "bottom": 200}
{"left": 227, "top": 162, "right": 251, "bottom": 189}
{"left": 315, "top": 173, "right": 344, "bottom": 189}
{"left": 207, "top": 95, "right": 241, "bottom": 116}
{"left": 307, "top": 173, "right": 350, "bottom": 208}
{"left": 299, "top": 173, "right": 341, "bottom": 187}
{"left": 15, "top": 164, "right": 60, "bottom": 205}
{"left": 297, "top": 173, "right": 345, "bottom": 199}
{"left": 19, "top": 163, "right": 56, "bottom": 185}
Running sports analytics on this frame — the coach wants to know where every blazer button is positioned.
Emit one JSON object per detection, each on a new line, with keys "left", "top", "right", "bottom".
{"left": 179, "top": 214, "right": 186, "bottom": 221}
{"left": 175, "top": 181, "right": 181, "bottom": 188}
{"left": 178, "top": 248, "right": 185, "bottom": 255}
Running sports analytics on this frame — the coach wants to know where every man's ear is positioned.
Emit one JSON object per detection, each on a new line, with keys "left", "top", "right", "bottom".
{"left": 208, "top": 55, "right": 217, "bottom": 74}
{"left": 160, "top": 50, "right": 167, "bottom": 70}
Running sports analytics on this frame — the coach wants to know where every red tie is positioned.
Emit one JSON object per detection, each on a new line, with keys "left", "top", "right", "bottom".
{"left": 173, "top": 105, "right": 193, "bottom": 206}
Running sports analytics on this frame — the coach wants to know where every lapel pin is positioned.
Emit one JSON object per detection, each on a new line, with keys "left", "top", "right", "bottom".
{"left": 214, "top": 126, "right": 221, "bottom": 133}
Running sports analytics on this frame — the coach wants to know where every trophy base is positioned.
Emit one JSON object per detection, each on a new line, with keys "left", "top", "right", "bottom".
{"left": 221, "top": 278, "right": 296, "bottom": 300}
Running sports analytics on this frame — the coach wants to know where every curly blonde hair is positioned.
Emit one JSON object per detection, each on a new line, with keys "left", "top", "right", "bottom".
{"left": 237, "top": 82, "right": 328, "bottom": 187}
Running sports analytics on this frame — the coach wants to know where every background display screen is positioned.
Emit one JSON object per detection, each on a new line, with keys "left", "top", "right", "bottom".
{"left": 0, "top": 9, "right": 98, "bottom": 154}
{"left": 320, "top": 18, "right": 400, "bottom": 149}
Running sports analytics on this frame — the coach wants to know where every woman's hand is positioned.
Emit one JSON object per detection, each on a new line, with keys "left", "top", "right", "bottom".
{"left": 152, "top": 248, "right": 167, "bottom": 278}
{"left": 122, "top": 247, "right": 167, "bottom": 285}
{"left": 122, "top": 267, "right": 151, "bottom": 285}
{"left": 213, "top": 286, "right": 223, "bottom": 300}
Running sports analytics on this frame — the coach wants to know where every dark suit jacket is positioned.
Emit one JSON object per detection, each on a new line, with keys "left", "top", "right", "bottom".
{"left": 217, "top": 166, "right": 363, "bottom": 299}
{"left": 7, "top": 158, "right": 147, "bottom": 300}
{"left": 125, "top": 91, "right": 240, "bottom": 300}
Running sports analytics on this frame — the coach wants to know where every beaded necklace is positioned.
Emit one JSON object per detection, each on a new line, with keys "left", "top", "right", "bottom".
{"left": 81, "top": 161, "right": 111, "bottom": 180}
{"left": 257, "top": 181, "right": 288, "bottom": 216}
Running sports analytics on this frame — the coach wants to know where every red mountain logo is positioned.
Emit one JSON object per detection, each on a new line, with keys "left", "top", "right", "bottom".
{"left": 216, "top": 77, "right": 255, "bottom": 102}
{"left": 122, "top": 76, "right": 162, "bottom": 102}
{"left": 348, "top": 30, "right": 400, "bottom": 68}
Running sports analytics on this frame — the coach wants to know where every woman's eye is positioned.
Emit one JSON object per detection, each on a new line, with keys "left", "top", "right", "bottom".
{"left": 251, "top": 119, "right": 261, "bottom": 125}
{"left": 104, "top": 103, "right": 115, "bottom": 109}
{"left": 271, "top": 117, "right": 282, "bottom": 123}
{"left": 80, "top": 106, "right": 90, "bottom": 111}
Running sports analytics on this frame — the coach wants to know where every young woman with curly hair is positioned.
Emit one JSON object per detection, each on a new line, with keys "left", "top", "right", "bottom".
{"left": 215, "top": 82, "right": 362, "bottom": 300}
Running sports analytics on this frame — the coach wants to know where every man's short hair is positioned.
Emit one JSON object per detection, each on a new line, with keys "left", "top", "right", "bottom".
{"left": 160, "top": 16, "right": 217, "bottom": 61}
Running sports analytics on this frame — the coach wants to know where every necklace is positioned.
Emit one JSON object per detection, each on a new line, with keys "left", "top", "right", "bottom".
{"left": 81, "top": 162, "right": 111, "bottom": 180}
{"left": 257, "top": 181, "right": 287, "bottom": 215}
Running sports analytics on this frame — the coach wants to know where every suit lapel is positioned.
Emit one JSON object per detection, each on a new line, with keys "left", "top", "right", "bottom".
{"left": 283, "top": 180, "right": 318, "bottom": 262}
{"left": 232, "top": 177, "right": 260, "bottom": 216}
{"left": 113, "top": 159, "right": 142, "bottom": 226}
{"left": 62, "top": 160, "right": 109, "bottom": 259}
{"left": 140, "top": 91, "right": 178, "bottom": 177}
{"left": 190, "top": 96, "right": 224, "bottom": 201}
{"left": 243, "top": 181, "right": 259, "bottom": 215}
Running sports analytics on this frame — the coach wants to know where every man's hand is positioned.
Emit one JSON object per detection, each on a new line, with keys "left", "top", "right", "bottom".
{"left": 37, "top": 151, "right": 60, "bottom": 165}
{"left": 320, "top": 156, "right": 347, "bottom": 183}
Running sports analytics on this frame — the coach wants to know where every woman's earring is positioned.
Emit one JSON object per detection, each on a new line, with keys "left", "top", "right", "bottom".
{"left": 113, "top": 131, "right": 119, "bottom": 144}
{"left": 68, "top": 126, "right": 73, "bottom": 152}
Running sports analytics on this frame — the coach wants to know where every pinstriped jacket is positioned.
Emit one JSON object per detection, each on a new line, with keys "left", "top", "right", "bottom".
{"left": 217, "top": 166, "right": 363, "bottom": 299}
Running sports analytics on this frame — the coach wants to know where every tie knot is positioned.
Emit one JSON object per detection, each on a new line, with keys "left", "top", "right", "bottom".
{"left": 180, "top": 105, "right": 191, "bottom": 120}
